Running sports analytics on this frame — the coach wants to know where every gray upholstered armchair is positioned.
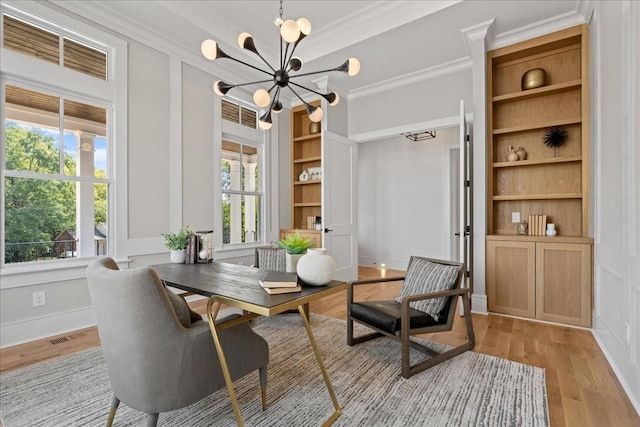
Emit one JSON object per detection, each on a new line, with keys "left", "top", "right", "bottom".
{"left": 86, "top": 257, "right": 269, "bottom": 426}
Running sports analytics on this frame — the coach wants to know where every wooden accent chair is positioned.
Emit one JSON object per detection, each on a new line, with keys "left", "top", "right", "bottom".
{"left": 347, "top": 256, "right": 475, "bottom": 378}
{"left": 86, "top": 257, "right": 269, "bottom": 426}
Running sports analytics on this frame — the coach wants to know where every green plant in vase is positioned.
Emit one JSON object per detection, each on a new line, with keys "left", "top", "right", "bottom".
{"left": 162, "top": 226, "right": 192, "bottom": 263}
{"left": 277, "top": 231, "right": 315, "bottom": 254}
{"left": 277, "top": 231, "right": 315, "bottom": 273}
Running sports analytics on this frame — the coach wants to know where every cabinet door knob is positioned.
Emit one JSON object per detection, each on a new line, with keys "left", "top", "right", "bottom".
{"left": 324, "top": 228, "right": 333, "bottom": 233}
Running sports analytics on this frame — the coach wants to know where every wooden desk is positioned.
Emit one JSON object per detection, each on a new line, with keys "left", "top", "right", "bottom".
{"left": 152, "top": 262, "right": 346, "bottom": 426}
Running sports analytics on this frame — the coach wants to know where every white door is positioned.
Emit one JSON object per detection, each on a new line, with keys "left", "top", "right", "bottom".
{"left": 458, "top": 100, "right": 473, "bottom": 310}
{"left": 322, "top": 131, "right": 358, "bottom": 281}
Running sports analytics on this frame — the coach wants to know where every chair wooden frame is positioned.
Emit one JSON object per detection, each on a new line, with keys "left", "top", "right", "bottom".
{"left": 347, "top": 257, "right": 475, "bottom": 378}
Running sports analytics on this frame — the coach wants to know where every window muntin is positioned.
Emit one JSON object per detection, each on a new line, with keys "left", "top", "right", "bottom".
{"left": 221, "top": 141, "right": 261, "bottom": 245}
{"left": 3, "top": 83, "right": 109, "bottom": 264}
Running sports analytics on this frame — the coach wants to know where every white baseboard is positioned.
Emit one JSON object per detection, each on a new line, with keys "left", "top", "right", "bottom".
{"left": 471, "top": 293, "right": 488, "bottom": 314}
{"left": 592, "top": 316, "right": 640, "bottom": 417}
{"left": 0, "top": 307, "right": 96, "bottom": 349}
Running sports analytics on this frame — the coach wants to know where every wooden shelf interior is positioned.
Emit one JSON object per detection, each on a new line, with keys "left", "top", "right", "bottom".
{"left": 291, "top": 101, "right": 322, "bottom": 230}
{"left": 492, "top": 199, "right": 582, "bottom": 237}
{"left": 487, "top": 25, "right": 588, "bottom": 237}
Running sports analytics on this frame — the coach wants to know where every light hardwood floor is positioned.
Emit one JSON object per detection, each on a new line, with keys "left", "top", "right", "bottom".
{"left": 1, "top": 267, "right": 637, "bottom": 427}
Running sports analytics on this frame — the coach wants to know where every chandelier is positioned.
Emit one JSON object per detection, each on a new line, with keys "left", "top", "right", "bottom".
{"left": 200, "top": 0, "right": 361, "bottom": 130}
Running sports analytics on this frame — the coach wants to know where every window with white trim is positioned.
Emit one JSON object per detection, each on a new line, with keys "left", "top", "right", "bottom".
{"left": 1, "top": 6, "right": 117, "bottom": 266}
{"left": 221, "top": 140, "right": 262, "bottom": 245}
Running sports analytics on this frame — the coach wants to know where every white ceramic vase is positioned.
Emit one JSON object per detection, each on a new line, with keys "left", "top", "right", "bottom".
{"left": 285, "top": 253, "right": 304, "bottom": 273}
{"left": 170, "top": 249, "right": 186, "bottom": 263}
{"left": 296, "top": 248, "right": 336, "bottom": 286}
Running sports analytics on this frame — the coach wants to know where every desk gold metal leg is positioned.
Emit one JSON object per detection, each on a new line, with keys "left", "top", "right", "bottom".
{"left": 298, "top": 305, "right": 342, "bottom": 426}
{"left": 207, "top": 298, "right": 245, "bottom": 427}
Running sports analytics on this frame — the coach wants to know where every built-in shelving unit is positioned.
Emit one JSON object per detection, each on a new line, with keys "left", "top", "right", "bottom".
{"left": 485, "top": 24, "right": 593, "bottom": 327}
{"left": 487, "top": 24, "right": 590, "bottom": 237}
{"left": 280, "top": 101, "right": 322, "bottom": 248}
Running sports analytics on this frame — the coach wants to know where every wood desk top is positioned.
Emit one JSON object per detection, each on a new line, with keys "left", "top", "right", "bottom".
{"left": 152, "top": 261, "right": 346, "bottom": 316}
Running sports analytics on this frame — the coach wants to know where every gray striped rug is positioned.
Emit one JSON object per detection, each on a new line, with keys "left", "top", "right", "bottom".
{"left": 0, "top": 314, "right": 548, "bottom": 426}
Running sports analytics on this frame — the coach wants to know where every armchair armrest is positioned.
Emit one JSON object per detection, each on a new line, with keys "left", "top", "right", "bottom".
{"left": 347, "top": 276, "right": 406, "bottom": 304}
{"left": 402, "top": 286, "right": 471, "bottom": 305}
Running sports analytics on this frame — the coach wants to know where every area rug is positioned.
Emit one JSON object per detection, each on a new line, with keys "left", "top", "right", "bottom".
{"left": 0, "top": 314, "right": 549, "bottom": 426}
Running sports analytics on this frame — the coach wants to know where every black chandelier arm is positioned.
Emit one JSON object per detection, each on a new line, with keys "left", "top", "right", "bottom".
{"left": 289, "top": 81, "right": 326, "bottom": 98}
{"left": 281, "top": 41, "right": 290, "bottom": 70}
{"left": 283, "top": 40, "right": 301, "bottom": 71}
{"left": 252, "top": 50, "right": 277, "bottom": 74}
{"left": 229, "top": 78, "right": 275, "bottom": 89}
{"left": 290, "top": 66, "right": 343, "bottom": 79}
{"left": 226, "top": 55, "right": 273, "bottom": 77}
{"left": 287, "top": 85, "right": 314, "bottom": 110}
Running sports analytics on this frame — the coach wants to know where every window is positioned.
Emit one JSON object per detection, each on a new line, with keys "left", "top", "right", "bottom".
{"left": 1, "top": 4, "right": 120, "bottom": 269}
{"left": 221, "top": 141, "right": 261, "bottom": 245}
{"left": 3, "top": 84, "right": 109, "bottom": 263}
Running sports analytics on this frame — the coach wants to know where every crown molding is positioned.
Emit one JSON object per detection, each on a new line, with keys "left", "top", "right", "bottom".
{"left": 490, "top": 10, "right": 586, "bottom": 51}
{"left": 350, "top": 56, "right": 472, "bottom": 101}
{"left": 461, "top": 19, "right": 496, "bottom": 55}
{"left": 298, "top": 1, "right": 462, "bottom": 62}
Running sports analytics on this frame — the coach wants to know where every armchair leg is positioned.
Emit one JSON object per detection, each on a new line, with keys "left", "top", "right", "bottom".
{"left": 145, "top": 413, "right": 159, "bottom": 427}
{"left": 106, "top": 395, "right": 120, "bottom": 427}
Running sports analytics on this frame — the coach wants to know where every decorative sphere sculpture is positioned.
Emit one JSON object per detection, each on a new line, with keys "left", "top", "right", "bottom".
{"left": 296, "top": 248, "right": 336, "bottom": 286}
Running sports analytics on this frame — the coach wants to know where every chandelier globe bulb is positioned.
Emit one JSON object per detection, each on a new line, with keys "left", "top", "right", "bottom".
{"left": 280, "top": 19, "right": 300, "bottom": 43}
{"left": 201, "top": 39, "right": 219, "bottom": 60}
{"left": 238, "top": 32, "right": 252, "bottom": 49}
{"left": 289, "top": 57, "right": 303, "bottom": 72}
{"left": 348, "top": 58, "right": 361, "bottom": 76}
{"left": 328, "top": 92, "right": 339, "bottom": 106}
{"left": 296, "top": 18, "right": 311, "bottom": 37}
{"left": 308, "top": 106, "right": 324, "bottom": 123}
{"left": 253, "top": 89, "right": 271, "bottom": 108}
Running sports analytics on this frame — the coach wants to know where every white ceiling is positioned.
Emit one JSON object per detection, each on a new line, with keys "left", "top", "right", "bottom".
{"left": 54, "top": 0, "right": 583, "bottom": 102}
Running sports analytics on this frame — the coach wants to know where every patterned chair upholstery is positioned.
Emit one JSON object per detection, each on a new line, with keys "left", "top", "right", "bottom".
{"left": 254, "top": 246, "right": 286, "bottom": 272}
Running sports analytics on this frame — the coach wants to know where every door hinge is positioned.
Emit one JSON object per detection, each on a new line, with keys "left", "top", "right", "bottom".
{"left": 466, "top": 270, "right": 470, "bottom": 278}
{"left": 465, "top": 180, "right": 471, "bottom": 187}
{"left": 466, "top": 134, "right": 470, "bottom": 142}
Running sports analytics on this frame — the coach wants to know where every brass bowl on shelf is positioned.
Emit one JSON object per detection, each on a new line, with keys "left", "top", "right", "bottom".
{"left": 521, "top": 68, "right": 546, "bottom": 90}
{"left": 309, "top": 121, "right": 321, "bottom": 134}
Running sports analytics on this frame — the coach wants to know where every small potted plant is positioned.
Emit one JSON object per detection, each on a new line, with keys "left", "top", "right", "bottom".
{"left": 277, "top": 231, "right": 315, "bottom": 272}
{"left": 162, "top": 226, "right": 192, "bottom": 263}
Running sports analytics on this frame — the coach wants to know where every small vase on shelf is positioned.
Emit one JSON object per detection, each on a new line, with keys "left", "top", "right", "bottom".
{"left": 546, "top": 223, "right": 557, "bottom": 236}
{"left": 507, "top": 145, "right": 519, "bottom": 162}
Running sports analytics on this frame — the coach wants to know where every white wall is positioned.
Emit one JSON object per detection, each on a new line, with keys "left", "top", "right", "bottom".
{"left": 591, "top": 0, "right": 640, "bottom": 413}
{"left": 127, "top": 40, "right": 171, "bottom": 239}
{"left": 357, "top": 127, "right": 459, "bottom": 269}
{"left": 349, "top": 69, "right": 472, "bottom": 137}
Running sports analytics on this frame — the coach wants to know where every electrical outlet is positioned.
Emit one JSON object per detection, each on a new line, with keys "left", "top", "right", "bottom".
{"left": 33, "top": 291, "right": 45, "bottom": 307}
{"left": 624, "top": 322, "right": 631, "bottom": 346}
{"left": 512, "top": 212, "right": 521, "bottom": 223}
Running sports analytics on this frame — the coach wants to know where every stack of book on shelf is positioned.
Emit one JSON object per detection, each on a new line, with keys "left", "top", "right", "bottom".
{"left": 528, "top": 214, "right": 547, "bottom": 236}
{"left": 259, "top": 271, "right": 301, "bottom": 294}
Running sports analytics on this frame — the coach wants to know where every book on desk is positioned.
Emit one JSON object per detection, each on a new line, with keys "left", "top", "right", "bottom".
{"left": 259, "top": 271, "right": 301, "bottom": 294}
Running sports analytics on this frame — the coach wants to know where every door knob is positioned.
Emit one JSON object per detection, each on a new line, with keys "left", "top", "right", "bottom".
{"left": 324, "top": 228, "right": 333, "bottom": 233}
